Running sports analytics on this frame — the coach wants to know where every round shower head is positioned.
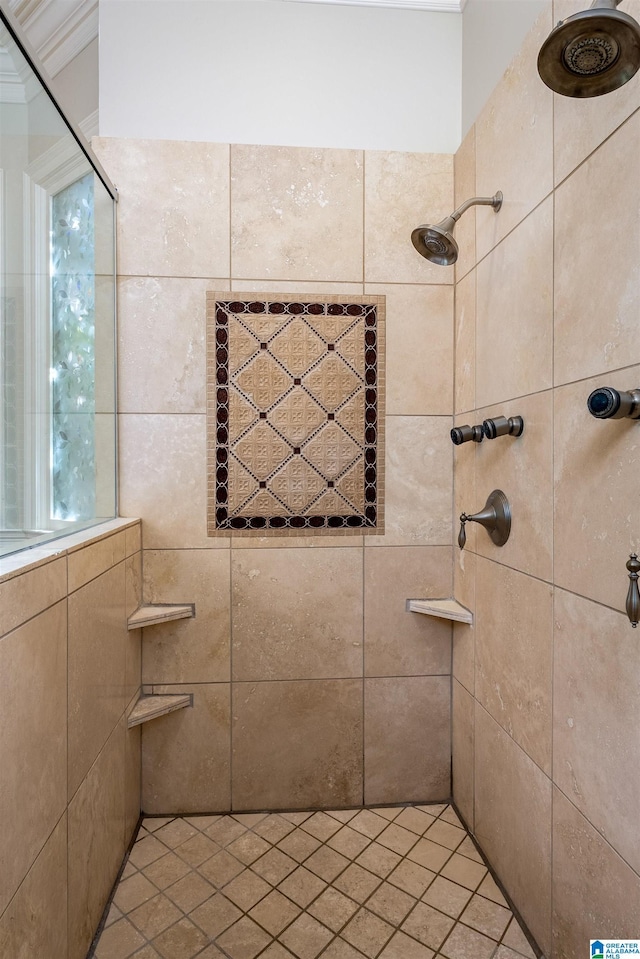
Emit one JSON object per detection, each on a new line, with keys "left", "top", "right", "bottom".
{"left": 538, "top": 6, "right": 640, "bottom": 97}
{"left": 411, "top": 194, "right": 502, "bottom": 266}
{"left": 411, "top": 221, "right": 459, "bottom": 266}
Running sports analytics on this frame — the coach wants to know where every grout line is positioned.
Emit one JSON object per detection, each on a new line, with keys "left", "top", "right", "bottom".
{"left": 362, "top": 147, "right": 366, "bottom": 811}
{"left": 153, "top": 674, "right": 452, "bottom": 687}
{"left": 97, "top": 804, "right": 548, "bottom": 959}
{"left": 549, "top": 78, "right": 556, "bottom": 956}
{"left": 229, "top": 542, "right": 234, "bottom": 812}
{"left": 472, "top": 549, "right": 630, "bottom": 620}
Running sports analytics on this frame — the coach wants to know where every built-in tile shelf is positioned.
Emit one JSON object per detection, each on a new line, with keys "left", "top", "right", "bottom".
{"left": 127, "top": 693, "right": 193, "bottom": 728}
{"left": 127, "top": 603, "right": 195, "bottom": 630}
{"left": 406, "top": 598, "right": 473, "bottom": 625}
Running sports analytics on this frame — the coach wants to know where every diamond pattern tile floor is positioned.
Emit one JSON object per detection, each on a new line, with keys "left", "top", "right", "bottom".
{"left": 90, "top": 805, "right": 540, "bottom": 959}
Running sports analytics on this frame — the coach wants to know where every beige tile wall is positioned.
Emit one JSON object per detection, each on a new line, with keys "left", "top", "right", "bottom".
{"left": 92, "top": 138, "right": 455, "bottom": 816}
{"left": 0, "top": 520, "right": 142, "bottom": 959}
{"left": 452, "top": 2, "right": 640, "bottom": 954}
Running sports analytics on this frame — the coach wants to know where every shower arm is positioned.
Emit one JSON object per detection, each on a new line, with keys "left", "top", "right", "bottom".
{"left": 450, "top": 192, "right": 503, "bottom": 224}
{"left": 591, "top": 0, "right": 621, "bottom": 9}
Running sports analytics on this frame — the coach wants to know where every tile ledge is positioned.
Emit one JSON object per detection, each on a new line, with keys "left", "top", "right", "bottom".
{"left": 128, "top": 603, "right": 195, "bottom": 630}
{"left": 0, "top": 518, "right": 141, "bottom": 585}
{"left": 406, "top": 597, "right": 473, "bottom": 625}
{"left": 127, "top": 693, "right": 193, "bottom": 728}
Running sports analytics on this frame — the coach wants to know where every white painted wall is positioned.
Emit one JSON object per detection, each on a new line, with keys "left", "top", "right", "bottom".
{"left": 461, "top": 0, "right": 547, "bottom": 137}
{"left": 98, "top": 0, "right": 462, "bottom": 152}
{"left": 52, "top": 37, "right": 98, "bottom": 132}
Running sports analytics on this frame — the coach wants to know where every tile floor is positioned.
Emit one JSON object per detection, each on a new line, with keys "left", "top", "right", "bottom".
{"left": 91, "top": 804, "right": 540, "bottom": 959}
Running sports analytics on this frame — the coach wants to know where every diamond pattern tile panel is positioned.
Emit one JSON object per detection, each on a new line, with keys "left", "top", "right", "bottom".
{"left": 207, "top": 293, "right": 385, "bottom": 536}
{"left": 90, "top": 805, "right": 542, "bottom": 959}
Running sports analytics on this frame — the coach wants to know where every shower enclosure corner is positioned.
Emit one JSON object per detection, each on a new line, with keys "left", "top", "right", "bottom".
{"left": 0, "top": 5, "right": 118, "bottom": 558}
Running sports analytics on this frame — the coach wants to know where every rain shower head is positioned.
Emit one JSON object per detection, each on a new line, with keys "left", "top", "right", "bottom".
{"left": 537, "top": 0, "right": 640, "bottom": 98}
{"left": 411, "top": 192, "right": 503, "bottom": 266}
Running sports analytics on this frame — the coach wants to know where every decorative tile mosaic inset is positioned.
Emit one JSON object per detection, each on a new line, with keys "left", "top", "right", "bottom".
{"left": 207, "top": 292, "right": 385, "bottom": 536}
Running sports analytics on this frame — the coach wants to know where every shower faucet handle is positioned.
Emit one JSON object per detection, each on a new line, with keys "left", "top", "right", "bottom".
{"left": 457, "top": 490, "right": 512, "bottom": 550}
{"left": 458, "top": 515, "right": 468, "bottom": 549}
{"left": 451, "top": 424, "right": 484, "bottom": 445}
{"left": 482, "top": 415, "right": 524, "bottom": 439}
{"left": 626, "top": 554, "right": 640, "bottom": 628}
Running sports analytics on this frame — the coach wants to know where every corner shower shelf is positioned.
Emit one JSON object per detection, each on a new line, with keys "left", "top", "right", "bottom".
{"left": 127, "top": 693, "right": 193, "bottom": 727}
{"left": 127, "top": 603, "right": 195, "bottom": 630}
{"left": 407, "top": 598, "right": 473, "bottom": 625}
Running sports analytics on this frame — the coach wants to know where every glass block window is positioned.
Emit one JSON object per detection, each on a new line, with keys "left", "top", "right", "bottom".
{"left": 50, "top": 173, "right": 96, "bottom": 520}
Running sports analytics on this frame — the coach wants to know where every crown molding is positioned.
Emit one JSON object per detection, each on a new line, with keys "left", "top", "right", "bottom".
{"left": 6, "top": 0, "right": 98, "bottom": 76}
{"left": 79, "top": 106, "right": 98, "bottom": 138}
{"left": 282, "top": 0, "right": 466, "bottom": 10}
{"left": 0, "top": 35, "right": 39, "bottom": 101}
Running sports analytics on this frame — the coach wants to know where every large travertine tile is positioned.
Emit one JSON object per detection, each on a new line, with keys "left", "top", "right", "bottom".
{"left": 453, "top": 124, "right": 476, "bottom": 283}
{"left": 367, "top": 416, "right": 452, "bottom": 546}
{"left": 125, "top": 521, "right": 142, "bottom": 557}
{"left": 475, "top": 557, "right": 553, "bottom": 774}
{"left": 68, "top": 562, "right": 128, "bottom": 798}
{"left": 0, "top": 814, "right": 67, "bottom": 959}
{"left": 552, "top": 787, "right": 640, "bottom": 958}
{"left": 476, "top": 198, "right": 553, "bottom": 408}
{"left": 231, "top": 280, "right": 364, "bottom": 295}
{"left": 231, "top": 548, "right": 362, "bottom": 681}
{"left": 553, "top": 588, "right": 640, "bottom": 873}
{"left": 365, "top": 283, "right": 453, "bottom": 416}
{"left": 0, "top": 602, "right": 67, "bottom": 916}
{"left": 119, "top": 414, "right": 228, "bottom": 549}
{"left": 125, "top": 547, "right": 142, "bottom": 618}
{"left": 92, "top": 138, "right": 230, "bottom": 278}
{"left": 452, "top": 680, "right": 474, "bottom": 831}
{"left": 94, "top": 274, "right": 117, "bottom": 414}
{"left": 94, "top": 412, "right": 118, "bottom": 518}
{"left": 364, "top": 676, "right": 450, "bottom": 805}
{"left": 475, "top": 390, "right": 553, "bottom": 581}
{"left": 454, "top": 270, "right": 475, "bottom": 416}
{"left": 554, "top": 111, "right": 640, "bottom": 384}
{"left": 125, "top": 550, "right": 142, "bottom": 705}
{"left": 474, "top": 705, "right": 552, "bottom": 956}
{"left": 231, "top": 144, "right": 363, "bottom": 281}
{"left": 125, "top": 724, "right": 141, "bottom": 846}
{"left": 142, "top": 549, "right": 230, "bottom": 684}
{"left": 232, "top": 679, "right": 362, "bottom": 810}
{"left": 364, "top": 546, "right": 452, "bottom": 677}
{"left": 232, "top": 533, "right": 363, "bottom": 550}
{"left": 68, "top": 530, "right": 126, "bottom": 593}
{"left": 475, "top": 8, "right": 554, "bottom": 260}
{"left": 553, "top": 367, "right": 640, "bottom": 610}
{"left": 365, "top": 151, "right": 454, "bottom": 285}
{"left": 118, "top": 277, "right": 224, "bottom": 414}
{"left": 0, "top": 555, "right": 66, "bottom": 636}
{"left": 68, "top": 721, "right": 127, "bottom": 959}
{"left": 452, "top": 548, "right": 475, "bottom": 695}
{"left": 142, "top": 683, "right": 230, "bottom": 814}
{"left": 553, "top": 0, "right": 640, "bottom": 185}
